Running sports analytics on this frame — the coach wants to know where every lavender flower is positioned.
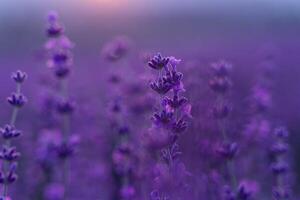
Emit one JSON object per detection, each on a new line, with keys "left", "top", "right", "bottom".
{"left": 45, "top": 11, "right": 74, "bottom": 79}
{"left": 0, "top": 70, "right": 27, "bottom": 199}
{"left": 146, "top": 53, "right": 191, "bottom": 198}
{"left": 101, "top": 36, "right": 130, "bottom": 61}
{"left": 46, "top": 11, "right": 64, "bottom": 38}
{"left": 209, "top": 61, "right": 243, "bottom": 199}
{"left": 109, "top": 99, "right": 138, "bottom": 199}
{"left": 148, "top": 53, "right": 169, "bottom": 70}
{"left": 45, "top": 11, "right": 76, "bottom": 200}
{"left": 11, "top": 70, "right": 27, "bottom": 83}
{"left": 7, "top": 93, "right": 27, "bottom": 108}
{"left": 270, "top": 127, "right": 292, "bottom": 200}
{"left": 0, "top": 125, "right": 21, "bottom": 140}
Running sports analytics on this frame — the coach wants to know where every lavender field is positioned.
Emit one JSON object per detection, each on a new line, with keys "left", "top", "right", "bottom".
{"left": 0, "top": 0, "right": 300, "bottom": 199}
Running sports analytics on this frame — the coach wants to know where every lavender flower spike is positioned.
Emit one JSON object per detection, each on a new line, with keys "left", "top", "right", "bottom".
{"left": 270, "top": 127, "right": 292, "bottom": 200}
{"left": 45, "top": 11, "right": 77, "bottom": 200}
{"left": 146, "top": 53, "right": 191, "bottom": 199}
{"left": 0, "top": 70, "right": 27, "bottom": 199}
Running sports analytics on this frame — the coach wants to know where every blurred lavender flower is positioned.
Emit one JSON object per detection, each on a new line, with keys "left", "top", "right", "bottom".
{"left": 44, "top": 11, "right": 77, "bottom": 200}
{"left": 101, "top": 36, "right": 131, "bottom": 62}
{"left": 270, "top": 127, "right": 293, "bottom": 200}
{"left": 209, "top": 61, "right": 248, "bottom": 199}
{"left": 45, "top": 11, "right": 74, "bottom": 79}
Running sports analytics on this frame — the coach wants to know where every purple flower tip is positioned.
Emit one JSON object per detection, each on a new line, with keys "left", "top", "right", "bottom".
{"left": 7, "top": 93, "right": 27, "bottom": 108}
{"left": 211, "top": 60, "right": 232, "bottom": 77}
{"left": 11, "top": 70, "right": 27, "bottom": 83}
{"left": 47, "top": 11, "right": 59, "bottom": 22}
{"left": 56, "top": 99, "right": 75, "bottom": 114}
{"left": 274, "top": 127, "right": 289, "bottom": 139}
{"left": 148, "top": 53, "right": 169, "bottom": 70}
{"left": 0, "top": 125, "right": 22, "bottom": 140}
{"left": 216, "top": 142, "right": 238, "bottom": 160}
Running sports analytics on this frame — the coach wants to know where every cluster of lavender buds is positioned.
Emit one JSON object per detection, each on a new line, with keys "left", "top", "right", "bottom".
{"left": 45, "top": 11, "right": 76, "bottom": 199}
{"left": 0, "top": 71, "right": 27, "bottom": 199}
{"left": 270, "top": 127, "right": 292, "bottom": 199}
{"left": 45, "top": 11, "right": 74, "bottom": 79}
{"left": 146, "top": 53, "right": 191, "bottom": 199}
{"left": 209, "top": 61, "right": 253, "bottom": 200}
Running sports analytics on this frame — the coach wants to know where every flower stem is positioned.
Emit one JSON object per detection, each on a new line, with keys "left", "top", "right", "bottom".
{"left": 2, "top": 83, "right": 22, "bottom": 198}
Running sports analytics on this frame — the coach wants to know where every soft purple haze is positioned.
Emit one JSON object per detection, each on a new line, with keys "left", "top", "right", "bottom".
{"left": 0, "top": 1, "right": 300, "bottom": 199}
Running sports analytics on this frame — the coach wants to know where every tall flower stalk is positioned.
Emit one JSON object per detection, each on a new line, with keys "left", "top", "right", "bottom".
{"left": 209, "top": 61, "right": 252, "bottom": 200}
{"left": 0, "top": 70, "right": 27, "bottom": 199}
{"left": 146, "top": 53, "right": 191, "bottom": 199}
{"left": 45, "top": 11, "right": 76, "bottom": 200}
{"left": 107, "top": 96, "right": 137, "bottom": 200}
{"left": 270, "top": 127, "right": 292, "bottom": 200}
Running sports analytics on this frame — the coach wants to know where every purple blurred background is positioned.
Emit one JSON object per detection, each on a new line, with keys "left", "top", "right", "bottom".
{"left": 1, "top": 0, "right": 300, "bottom": 199}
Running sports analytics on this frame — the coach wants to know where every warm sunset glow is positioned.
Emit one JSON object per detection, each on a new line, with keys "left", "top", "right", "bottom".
{"left": 88, "top": 0, "right": 128, "bottom": 9}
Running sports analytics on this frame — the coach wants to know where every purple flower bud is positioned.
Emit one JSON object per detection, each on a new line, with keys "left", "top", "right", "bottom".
{"left": 209, "top": 77, "right": 232, "bottom": 94}
{"left": 270, "top": 142, "right": 288, "bottom": 155}
{"left": 237, "top": 183, "right": 253, "bottom": 200}
{"left": 118, "top": 126, "right": 130, "bottom": 135}
{"left": 273, "top": 187, "right": 290, "bottom": 199}
{"left": 0, "top": 171, "right": 5, "bottom": 184}
{"left": 46, "top": 22, "right": 64, "bottom": 38}
{"left": 274, "top": 127, "right": 289, "bottom": 139}
{"left": 6, "top": 163, "right": 18, "bottom": 184}
{"left": 222, "top": 185, "right": 235, "bottom": 200}
{"left": 0, "top": 146, "right": 21, "bottom": 162}
{"left": 148, "top": 53, "right": 169, "bottom": 70}
{"left": 56, "top": 99, "right": 75, "bottom": 114}
{"left": 7, "top": 93, "right": 27, "bottom": 108}
{"left": 150, "top": 78, "right": 173, "bottom": 95}
{"left": 168, "top": 56, "right": 181, "bottom": 70}
{"left": 216, "top": 142, "right": 238, "bottom": 160}
{"left": 172, "top": 119, "right": 187, "bottom": 134}
{"left": 252, "top": 86, "right": 272, "bottom": 112}
{"left": 152, "top": 110, "right": 174, "bottom": 127}
{"left": 0, "top": 125, "right": 21, "bottom": 140}
{"left": 213, "top": 102, "right": 231, "bottom": 119}
{"left": 11, "top": 70, "right": 27, "bottom": 83}
{"left": 150, "top": 190, "right": 169, "bottom": 200}
{"left": 47, "top": 11, "right": 59, "bottom": 22}
{"left": 101, "top": 36, "right": 130, "bottom": 61}
{"left": 52, "top": 51, "right": 70, "bottom": 65}
{"left": 55, "top": 142, "right": 74, "bottom": 160}
{"left": 271, "top": 162, "right": 289, "bottom": 175}
{"left": 162, "top": 143, "right": 182, "bottom": 163}
{"left": 117, "top": 142, "right": 133, "bottom": 155}
{"left": 165, "top": 69, "right": 183, "bottom": 90}
{"left": 163, "top": 94, "right": 187, "bottom": 109}
{"left": 54, "top": 66, "right": 70, "bottom": 78}
{"left": 46, "top": 12, "right": 63, "bottom": 37}
{"left": 211, "top": 60, "right": 232, "bottom": 77}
